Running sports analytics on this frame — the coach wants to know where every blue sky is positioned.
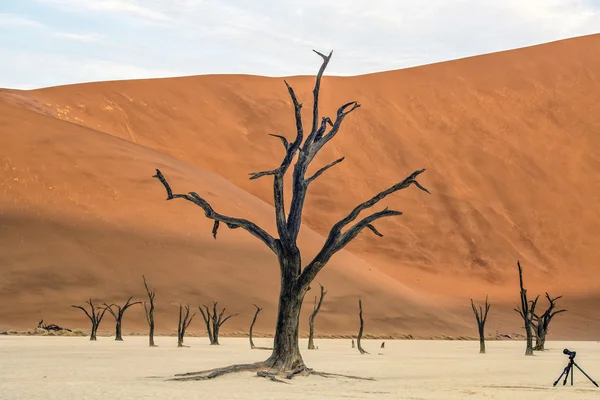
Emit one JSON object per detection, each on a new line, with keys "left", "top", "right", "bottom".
{"left": 0, "top": 0, "right": 599, "bottom": 89}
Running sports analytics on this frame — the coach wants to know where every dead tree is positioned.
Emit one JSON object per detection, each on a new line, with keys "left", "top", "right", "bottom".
{"left": 177, "top": 304, "right": 195, "bottom": 348}
{"left": 71, "top": 299, "right": 108, "bottom": 340}
{"left": 532, "top": 293, "right": 567, "bottom": 351}
{"left": 307, "top": 284, "right": 327, "bottom": 350}
{"left": 154, "top": 49, "right": 428, "bottom": 380}
{"left": 199, "top": 302, "right": 238, "bottom": 345}
{"left": 37, "top": 320, "right": 72, "bottom": 332}
{"left": 249, "top": 304, "right": 262, "bottom": 349}
{"left": 357, "top": 298, "right": 369, "bottom": 354}
{"left": 514, "top": 261, "right": 539, "bottom": 356}
{"left": 142, "top": 275, "right": 157, "bottom": 347}
{"left": 470, "top": 296, "right": 491, "bottom": 354}
{"left": 381, "top": 342, "right": 385, "bottom": 349}
{"left": 104, "top": 297, "right": 141, "bottom": 341}
{"left": 351, "top": 339, "right": 355, "bottom": 348}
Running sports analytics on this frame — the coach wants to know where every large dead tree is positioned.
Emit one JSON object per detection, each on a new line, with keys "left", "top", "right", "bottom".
{"left": 177, "top": 304, "right": 195, "bottom": 348}
{"left": 307, "top": 284, "right": 327, "bottom": 350}
{"left": 356, "top": 298, "right": 369, "bottom": 355}
{"left": 104, "top": 297, "right": 141, "bottom": 341}
{"left": 154, "top": 50, "right": 428, "bottom": 380}
{"left": 249, "top": 304, "right": 262, "bottom": 349}
{"left": 71, "top": 299, "right": 108, "bottom": 341}
{"left": 514, "top": 261, "right": 539, "bottom": 356}
{"left": 143, "top": 275, "right": 157, "bottom": 347}
{"left": 199, "top": 302, "right": 238, "bottom": 345}
{"left": 531, "top": 293, "right": 567, "bottom": 351}
{"left": 470, "top": 296, "right": 491, "bottom": 354}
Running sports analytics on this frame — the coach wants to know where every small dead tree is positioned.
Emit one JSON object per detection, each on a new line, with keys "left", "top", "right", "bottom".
{"left": 37, "top": 320, "right": 71, "bottom": 332}
{"left": 104, "top": 297, "right": 141, "bottom": 341}
{"left": 514, "top": 261, "right": 539, "bottom": 356}
{"left": 177, "top": 304, "right": 195, "bottom": 348}
{"left": 351, "top": 339, "right": 355, "bottom": 348}
{"left": 381, "top": 341, "right": 385, "bottom": 349}
{"left": 470, "top": 296, "right": 491, "bottom": 354}
{"left": 199, "top": 301, "right": 238, "bottom": 345}
{"left": 307, "top": 284, "right": 327, "bottom": 350}
{"left": 142, "top": 275, "right": 157, "bottom": 347}
{"left": 532, "top": 293, "right": 567, "bottom": 351}
{"left": 357, "top": 298, "right": 369, "bottom": 355}
{"left": 71, "top": 299, "right": 108, "bottom": 341}
{"left": 154, "top": 49, "right": 428, "bottom": 380}
{"left": 249, "top": 304, "right": 262, "bottom": 349}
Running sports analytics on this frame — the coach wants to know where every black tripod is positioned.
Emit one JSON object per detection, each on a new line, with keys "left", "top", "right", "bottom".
{"left": 553, "top": 349, "right": 599, "bottom": 387}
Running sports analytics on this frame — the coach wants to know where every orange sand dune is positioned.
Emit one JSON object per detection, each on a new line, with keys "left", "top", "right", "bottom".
{"left": 1, "top": 34, "right": 600, "bottom": 339}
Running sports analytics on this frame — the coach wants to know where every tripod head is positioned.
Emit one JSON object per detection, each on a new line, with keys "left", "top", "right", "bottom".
{"left": 563, "top": 349, "right": 577, "bottom": 360}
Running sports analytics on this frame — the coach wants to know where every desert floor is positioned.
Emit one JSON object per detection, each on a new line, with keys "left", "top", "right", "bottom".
{"left": 1, "top": 337, "right": 599, "bottom": 399}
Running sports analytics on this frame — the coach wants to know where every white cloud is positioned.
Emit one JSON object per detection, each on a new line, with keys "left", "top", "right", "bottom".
{"left": 38, "top": 0, "right": 171, "bottom": 21}
{"left": 53, "top": 32, "right": 104, "bottom": 43}
{"left": 0, "top": 13, "right": 45, "bottom": 28}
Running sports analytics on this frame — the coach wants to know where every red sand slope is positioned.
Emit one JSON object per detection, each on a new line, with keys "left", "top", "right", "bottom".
{"left": 1, "top": 34, "right": 600, "bottom": 339}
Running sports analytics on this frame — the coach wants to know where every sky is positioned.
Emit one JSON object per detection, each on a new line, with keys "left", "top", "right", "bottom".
{"left": 0, "top": 0, "right": 599, "bottom": 89}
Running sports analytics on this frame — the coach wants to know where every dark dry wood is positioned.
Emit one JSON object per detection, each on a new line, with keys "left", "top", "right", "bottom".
{"left": 381, "top": 341, "right": 385, "bottom": 349}
{"left": 531, "top": 293, "right": 566, "bottom": 351}
{"left": 104, "top": 297, "right": 141, "bottom": 341}
{"left": 513, "top": 261, "right": 538, "bottom": 356}
{"left": 142, "top": 275, "right": 157, "bottom": 347}
{"left": 470, "top": 296, "right": 491, "bottom": 354}
{"left": 357, "top": 299, "right": 369, "bottom": 355}
{"left": 37, "top": 320, "right": 71, "bottom": 332}
{"left": 71, "top": 299, "right": 108, "bottom": 341}
{"left": 153, "top": 49, "right": 427, "bottom": 378}
{"left": 249, "top": 304, "right": 262, "bottom": 349}
{"left": 307, "top": 283, "right": 327, "bottom": 350}
{"left": 177, "top": 304, "right": 195, "bottom": 347}
{"left": 198, "top": 301, "right": 238, "bottom": 345}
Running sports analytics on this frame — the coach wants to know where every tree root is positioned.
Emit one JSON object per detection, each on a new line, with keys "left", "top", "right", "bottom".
{"left": 168, "top": 362, "right": 375, "bottom": 382}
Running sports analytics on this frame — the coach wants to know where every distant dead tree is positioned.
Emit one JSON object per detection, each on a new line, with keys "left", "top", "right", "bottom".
{"left": 71, "top": 299, "right": 107, "bottom": 341}
{"left": 177, "top": 304, "right": 195, "bottom": 348}
{"left": 357, "top": 299, "right": 369, "bottom": 355}
{"left": 37, "top": 320, "right": 71, "bottom": 332}
{"left": 307, "top": 284, "right": 327, "bottom": 350}
{"left": 514, "top": 261, "right": 539, "bottom": 356}
{"left": 249, "top": 304, "right": 262, "bottom": 349}
{"left": 381, "top": 341, "right": 385, "bottom": 349}
{"left": 531, "top": 293, "right": 567, "bottom": 351}
{"left": 142, "top": 275, "right": 157, "bottom": 347}
{"left": 154, "top": 49, "right": 428, "bottom": 380}
{"left": 199, "top": 302, "right": 238, "bottom": 345}
{"left": 470, "top": 296, "right": 491, "bottom": 354}
{"left": 351, "top": 339, "right": 355, "bottom": 348}
{"left": 104, "top": 297, "right": 141, "bottom": 341}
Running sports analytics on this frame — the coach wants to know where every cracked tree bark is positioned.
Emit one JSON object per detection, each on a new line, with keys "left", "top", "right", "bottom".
{"left": 307, "top": 284, "right": 327, "bottom": 350}
{"left": 470, "top": 296, "right": 491, "bottom": 354}
{"left": 71, "top": 299, "right": 108, "bottom": 341}
{"left": 143, "top": 275, "right": 157, "bottom": 347}
{"left": 153, "top": 49, "right": 429, "bottom": 380}
{"left": 177, "top": 304, "right": 195, "bottom": 348}
{"left": 356, "top": 299, "right": 369, "bottom": 355}
{"left": 199, "top": 302, "right": 238, "bottom": 345}
{"left": 531, "top": 293, "right": 566, "bottom": 351}
{"left": 104, "top": 297, "right": 141, "bottom": 341}
{"left": 514, "top": 261, "right": 538, "bottom": 356}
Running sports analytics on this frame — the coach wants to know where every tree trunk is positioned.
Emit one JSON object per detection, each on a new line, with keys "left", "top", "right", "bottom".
{"left": 149, "top": 323, "right": 155, "bottom": 347}
{"left": 212, "top": 323, "right": 220, "bottom": 345}
{"left": 307, "top": 320, "right": 316, "bottom": 350}
{"left": 249, "top": 305, "right": 261, "bottom": 349}
{"left": 524, "top": 323, "right": 533, "bottom": 355}
{"left": 478, "top": 326, "right": 485, "bottom": 354}
{"left": 115, "top": 319, "right": 123, "bottom": 341}
{"left": 90, "top": 324, "right": 97, "bottom": 341}
{"left": 533, "top": 324, "right": 546, "bottom": 351}
{"left": 264, "top": 275, "right": 305, "bottom": 371}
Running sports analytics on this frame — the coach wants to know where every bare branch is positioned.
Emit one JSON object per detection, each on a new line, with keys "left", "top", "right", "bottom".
{"left": 153, "top": 169, "right": 278, "bottom": 253}
{"left": 269, "top": 134, "right": 290, "bottom": 151}
{"left": 304, "top": 157, "right": 345, "bottom": 186}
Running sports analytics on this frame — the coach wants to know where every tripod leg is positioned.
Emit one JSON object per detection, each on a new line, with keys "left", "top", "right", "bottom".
{"left": 571, "top": 364, "right": 574, "bottom": 386}
{"left": 554, "top": 365, "right": 569, "bottom": 387}
{"left": 572, "top": 362, "right": 599, "bottom": 388}
{"left": 562, "top": 364, "right": 570, "bottom": 386}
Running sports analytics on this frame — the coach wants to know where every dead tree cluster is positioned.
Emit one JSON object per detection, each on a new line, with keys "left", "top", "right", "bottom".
{"left": 199, "top": 302, "right": 238, "bottom": 345}
{"left": 514, "top": 261, "right": 567, "bottom": 355}
{"left": 154, "top": 48, "right": 428, "bottom": 380}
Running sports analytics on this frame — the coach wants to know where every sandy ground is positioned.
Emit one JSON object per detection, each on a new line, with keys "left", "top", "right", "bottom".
{"left": 1, "top": 337, "right": 599, "bottom": 399}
